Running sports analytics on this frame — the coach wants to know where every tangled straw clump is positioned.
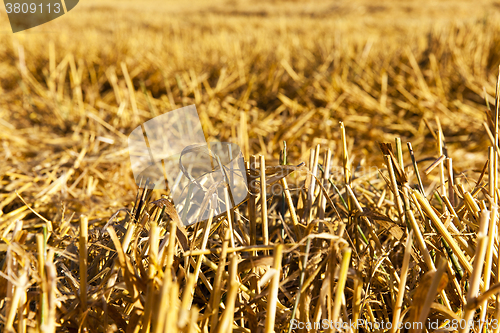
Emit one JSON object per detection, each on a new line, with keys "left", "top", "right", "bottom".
{"left": 3, "top": 1, "right": 500, "bottom": 332}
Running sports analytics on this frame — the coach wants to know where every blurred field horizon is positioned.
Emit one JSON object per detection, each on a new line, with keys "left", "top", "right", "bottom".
{"left": 3, "top": 0, "right": 500, "bottom": 332}
{"left": 1, "top": 0, "right": 500, "bottom": 167}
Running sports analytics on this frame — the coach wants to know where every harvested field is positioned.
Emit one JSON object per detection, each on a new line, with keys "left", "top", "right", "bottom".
{"left": 1, "top": 0, "right": 500, "bottom": 332}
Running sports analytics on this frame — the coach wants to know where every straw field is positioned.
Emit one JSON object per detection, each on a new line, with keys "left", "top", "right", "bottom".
{"left": 2, "top": 0, "right": 500, "bottom": 332}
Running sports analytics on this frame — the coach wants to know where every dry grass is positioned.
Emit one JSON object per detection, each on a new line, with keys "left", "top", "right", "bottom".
{"left": 2, "top": 0, "right": 500, "bottom": 332}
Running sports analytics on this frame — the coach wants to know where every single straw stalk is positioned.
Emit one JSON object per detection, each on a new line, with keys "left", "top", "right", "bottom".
{"left": 391, "top": 230, "right": 413, "bottom": 333}
{"left": 260, "top": 155, "right": 269, "bottom": 255}
{"left": 264, "top": 244, "right": 284, "bottom": 333}
{"left": 79, "top": 215, "right": 88, "bottom": 329}
{"left": 437, "top": 128, "right": 447, "bottom": 203}
{"left": 307, "top": 144, "right": 320, "bottom": 222}
{"left": 479, "top": 205, "right": 497, "bottom": 330}
{"left": 281, "top": 177, "right": 301, "bottom": 239}
{"left": 36, "top": 233, "right": 47, "bottom": 328}
{"left": 188, "top": 210, "right": 214, "bottom": 310}
{"left": 280, "top": 141, "right": 288, "bottom": 238}
{"left": 154, "top": 220, "right": 177, "bottom": 333}
{"left": 319, "top": 148, "right": 332, "bottom": 221}
{"left": 215, "top": 254, "right": 239, "bottom": 333}
{"left": 209, "top": 229, "right": 230, "bottom": 331}
{"left": 406, "top": 209, "right": 434, "bottom": 270}
{"left": 346, "top": 185, "right": 384, "bottom": 251}
{"left": 287, "top": 238, "right": 311, "bottom": 333}
{"left": 249, "top": 155, "right": 257, "bottom": 246}
{"left": 495, "top": 67, "right": 500, "bottom": 201}
{"left": 5, "top": 268, "right": 27, "bottom": 333}
{"left": 384, "top": 154, "right": 404, "bottom": 221}
{"left": 43, "top": 250, "right": 57, "bottom": 333}
{"left": 140, "top": 221, "right": 160, "bottom": 333}
{"left": 496, "top": 214, "right": 500, "bottom": 331}
{"left": 340, "top": 122, "right": 351, "bottom": 211}
{"left": 460, "top": 210, "right": 491, "bottom": 333}
{"left": 332, "top": 248, "right": 352, "bottom": 325}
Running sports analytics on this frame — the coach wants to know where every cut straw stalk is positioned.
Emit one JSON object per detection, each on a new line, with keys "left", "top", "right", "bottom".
{"left": 105, "top": 223, "right": 136, "bottom": 303}
{"left": 395, "top": 137, "right": 403, "bottom": 167}
{"left": 307, "top": 144, "right": 320, "bottom": 222}
{"left": 346, "top": 185, "right": 383, "bottom": 251}
{"left": 340, "top": 122, "right": 351, "bottom": 211}
{"left": 154, "top": 220, "right": 178, "bottom": 333}
{"left": 440, "top": 194, "right": 463, "bottom": 231}
{"left": 179, "top": 274, "right": 197, "bottom": 329}
{"left": 5, "top": 267, "right": 27, "bottom": 333}
{"left": 424, "top": 155, "right": 446, "bottom": 175}
{"left": 463, "top": 191, "right": 480, "bottom": 222}
{"left": 79, "top": 215, "right": 88, "bottom": 328}
{"left": 216, "top": 254, "right": 239, "bottom": 333}
{"left": 249, "top": 156, "right": 257, "bottom": 247}
{"left": 413, "top": 191, "right": 473, "bottom": 275}
{"left": 209, "top": 229, "right": 230, "bottom": 331}
{"left": 490, "top": 147, "right": 496, "bottom": 200}
{"left": 188, "top": 210, "right": 214, "bottom": 310}
{"left": 407, "top": 210, "right": 434, "bottom": 270}
{"left": 352, "top": 275, "right": 362, "bottom": 333}
{"left": 460, "top": 210, "right": 491, "bottom": 333}
{"left": 223, "top": 187, "right": 236, "bottom": 248}
{"left": 496, "top": 210, "right": 500, "bottom": 331}
{"left": 390, "top": 230, "right": 413, "bottom": 333}
{"left": 140, "top": 221, "right": 160, "bottom": 333}
{"left": 260, "top": 155, "right": 269, "bottom": 254}
{"left": 120, "top": 62, "right": 139, "bottom": 122}
{"left": 332, "top": 247, "right": 352, "bottom": 325}
{"left": 264, "top": 244, "right": 284, "bottom": 333}
{"left": 437, "top": 128, "right": 447, "bottom": 199}
{"left": 495, "top": 70, "right": 500, "bottom": 199}
{"left": 280, "top": 141, "right": 288, "bottom": 238}
{"left": 479, "top": 205, "right": 497, "bottom": 329}
{"left": 165, "top": 281, "right": 180, "bottom": 333}
{"left": 407, "top": 142, "right": 425, "bottom": 194}
{"left": 319, "top": 148, "right": 332, "bottom": 220}
{"left": 280, "top": 177, "right": 300, "bottom": 238}
{"left": 287, "top": 238, "right": 311, "bottom": 333}
{"left": 384, "top": 154, "right": 404, "bottom": 220}
{"left": 43, "top": 250, "right": 56, "bottom": 333}
{"left": 36, "top": 233, "right": 46, "bottom": 328}
{"left": 446, "top": 157, "right": 454, "bottom": 206}
{"left": 17, "top": 283, "right": 27, "bottom": 333}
